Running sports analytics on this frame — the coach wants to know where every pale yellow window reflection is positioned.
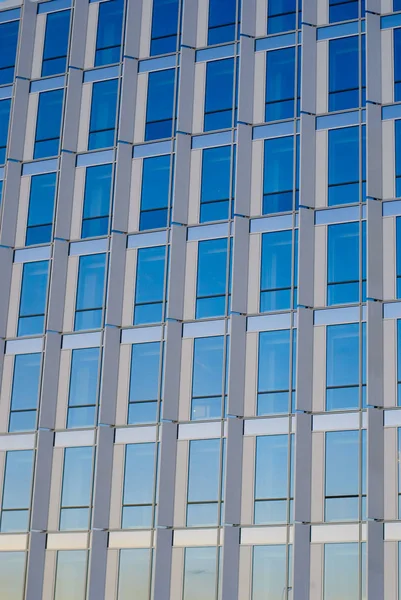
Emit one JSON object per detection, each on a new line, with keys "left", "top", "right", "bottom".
{"left": 0, "top": 551, "right": 26, "bottom": 600}
{"left": 117, "top": 548, "right": 152, "bottom": 600}
{"left": 54, "top": 550, "right": 88, "bottom": 600}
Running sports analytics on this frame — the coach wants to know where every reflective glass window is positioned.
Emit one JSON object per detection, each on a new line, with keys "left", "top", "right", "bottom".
{"left": 252, "top": 545, "right": 290, "bottom": 600}
{"left": 200, "top": 146, "right": 233, "bottom": 223}
{"left": 75, "top": 253, "right": 107, "bottom": 331}
{"left": 34, "top": 89, "right": 64, "bottom": 159}
{"left": 128, "top": 342, "right": 162, "bottom": 424}
{"left": 0, "top": 552, "right": 26, "bottom": 600}
{"left": 187, "top": 439, "right": 221, "bottom": 526}
{"left": 134, "top": 246, "right": 166, "bottom": 325}
{"left": 260, "top": 229, "right": 297, "bottom": 312}
{"left": 67, "top": 347, "right": 100, "bottom": 429}
{"left": 95, "top": 0, "right": 124, "bottom": 66}
{"left": 9, "top": 353, "right": 41, "bottom": 432}
{"left": 329, "top": 0, "right": 361, "bottom": 22}
{"left": 117, "top": 549, "right": 152, "bottom": 600}
{"left": 208, "top": 0, "right": 238, "bottom": 45}
{"left": 267, "top": 0, "right": 301, "bottom": 33}
{"left": 122, "top": 443, "right": 157, "bottom": 528}
{"left": 89, "top": 79, "right": 118, "bottom": 150}
{"left": 183, "top": 548, "right": 218, "bottom": 600}
{"left": 150, "top": 0, "right": 180, "bottom": 56}
{"left": 324, "top": 543, "right": 362, "bottom": 600}
{"left": 258, "top": 329, "right": 296, "bottom": 415}
{"left": 0, "top": 20, "right": 19, "bottom": 86}
{"left": 328, "top": 125, "right": 366, "bottom": 206}
{"left": 18, "top": 260, "right": 49, "bottom": 336}
{"left": 263, "top": 135, "right": 299, "bottom": 214}
{"left": 140, "top": 155, "right": 171, "bottom": 231}
{"left": 396, "top": 121, "right": 401, "bottom": 198}
{"left": 0, "top": 450, "right": 34, "bottom": 532}
{"left": 204, "top": 58, "right": 235, "bottom": 132}
{"left": 196, "top": 238, "right": 229, "bottom": 318}
{"left": 42, "top": 10, "right": 71, "bottom": 77}
{"left": 395, "top": 29, "right": 401, "bottom": 102}
{"left": 265, "top": 47, "right": 299, "bottom": 122}
{"left": 327, "top": 221, "right": 366, "bottom": 305}
{"left": 82, "top": 164, "right": 112, "bottom": 238}
{"left": 54, "top": 551, "right": 88, "bottom": 600}
{"left": 60, "top": 446, "right": 94, "bottom": 530}
{"left": 398, "top": 321, "right": 401, "bottom": 406}
{"left": 145, "top": 69, "right": 175, "bottom": 141}
{"left": 191, "top": 336, "right": 225, "bottom": 420}
{"left": 26, "top": 172, "right": 56, "bottom": 246}
{"left": 396, "top": 0, "right": 401, "bottom": 10}
{"left": 0, "top": 98, "right": 11, "bottom": 165}
{"left": 329, "top": 36, "right": 365, "bottom": 111}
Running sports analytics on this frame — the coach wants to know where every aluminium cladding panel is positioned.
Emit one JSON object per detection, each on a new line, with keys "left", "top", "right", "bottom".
{"left": 69, "top": 0, "right": 90, "bottom": 69}
{"left": 230, "top": 216, "right": 250, "bottom": 314}
{"left": 15, "top": 0, "right": 36, "bottom": 79}
{"left": 87, "top": 530, "right": 109, "bottom": 600}
{"left": 25, "top": 531, "right": 47, "bottom": 600}
{"left": 153, "top": 528, "right": 173, "bottom": 600}
{"left": 157, "top": 421, "right": 178, "bottom": 527}
{"left": 0, "top": 246, "right": 13, "bottom": 337}
{"left": 30, "top": 429, "right": 54, "bottom": 531}
{"left": 47, "top": 240, "right": 69, "bottom": 332}
{"left": 299, "top": 114, "right": 316, "bottom": 211}
{"left": 0, "top": 160, "right": 23, "bottom": 248}
{"left": 162, "top": 320, "right": 183, "bottom": 422}
{"left": 172, "top": 134, "right": 191, "bottom": 225}
{"left": 118, "top": 58, "right": 138, "bottom": 144}
{"left": 237, "top": 37, "right": 255, "bottom": 126}
{"left": 223, "top": 416, "right": 244, "bottom": 523}
{"left": 297, "top": 207, "right": 315, "bottom": 308}
{"left": 366, "top": 13, "right": 381, "bottom": 106}
{"left": 54, "top": 152, "right": 76, "bottom": 240}
{"left": 105, "top": 232, "right": 127, "bottom": 327}
{"left": 177, "top": 48, "right": 195, "bottom": 135}
{"left": 91, "top": 426, "right": 114, "bottom": 529}
{"left": 227, "top": 314, "right": 246, "bottom": 417}
{"left": 301, "top": 26, "right": 317, "bottom": 115}
{"left": 98, "top": 325, "right": 120, "bottom": 425}
{"left": 221, "top": 525, "right": 240, "bottom": 600}
{"left": 366, "top": 104, "right": 383, "bottom": 202}
{"left": 62, "top": 68, "right": 84, "bottom": 152}
{"left": 113, "top": 142, "right": 132, "bottom": 233}
{"left": 124, "top": 0, "right": 143, "bottom": 59}
{"left": 235, "top": 124, "right": 252, "bottom": 216}
{"left": 38, "top": 332, "right": 62, "bottom": 430}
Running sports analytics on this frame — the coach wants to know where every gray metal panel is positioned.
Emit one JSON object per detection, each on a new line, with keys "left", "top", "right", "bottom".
{"left": 30, "top": 429, "right": 54, "bottom": 531}
{"left": 7, "top": 78, "right": 30, "bottom": 161}
{"left": 292, "top": 522, "right": 311, "bottom": 600}
{"left": 105, "top": 232, "right": 126, "bottom": 327}
{"left": 98, "top": 326, "right": 120, "bottom": 426}
{"left": 39, "top": 332, "right": 62, "bottom": 430}
{"left": 221, "top": 526, "right": 240, "bottom": 600}
{"left": 118, "top": 58, "right": 138, "bottom": 143}
{"left": 0, "top": 247, "right": 13, "bottom": 337}
{"left": 25, "top": 531, "right": 46, "bottom": 600}
{"left": 223, "top": 417, "right": 243, "bottom": 523}
{"left": 15, "top": 0, "right": 36, "bottom": 79}
{"left": 234, "top": 124, "right": 252, "bottom": 216}
{"left": 167, "top": 224, "right": 187, "bottom": 320}
{"left": 54, "top": 151, "right": 76, "bottom": 240}
{"left": 297, "top": 208, "right": 315, "bottom": 307}
{"left": 240, "top": 0, "right": 256, "bottom": 36}
{"left": 366, "top": 520, "right": 384, "bottom": 600}
{"left": 295, "top": 308, "right": 313, "bottom": 412}
{"left": 0, "top": 161, "right": 21, "bottom": 247}
{"left": 172, "top": 135, "right": 191, "bottom": 225}
{"left": 293, "top": 411, "right": 312, "bottom": 522}
{"left": 91, "top": 426, "right": 114, "bottom": 529}
{"left": 47, "top": 240, "right": 69, "bottom": 332}
{"left": 87, "top": 530, "right": 108, "bottom": 600}
{"left": 366, "top": 14, "right": 381, "bottom": 104}
{"left": 227, "top": 314, "right": 246, "bottom": 417}
{"left": 177, "top": 48, "right": 195, "bottom": 135}
{"left": 299, "top": 115, "right": 316, "bottom": 209}
{"left": 302, "top": 0, "right": 317, "bottom": 26}
{"left": 123, "top": 0, "right": 143, "bottom": 59}
{"left": 112, "top": 142, "right": 133, "bottom": 233}
{"left": 367, "top": 301, "right": 383, "bottom": 408}
{"left": 237, "top": 38, "right": 255, "bottom": 126}
{"left": 366, "top": 0, "right": 381, "bottom": 17}
{"left": 366, "top": 103, "right": 382, "bottom": 201}
{"left": 300, "top": 26, "right": 317, "bottom": 114}
{"left": 230, "top": 216, "right": 249, "bottom": 313}
{"left": 69, "top": 0, "right": 90, "bottom": 69}
{"left": 156, "top": 421, "right": 178, "bottom": 527}
{"left": 181, "top": 0, "right": 198, "bottom": 47}
{"left": 366, "top": 200, "right": 383, "bottom": 300}
{"left": 62, "top": 69, "right": 83, "bottom": 152}
{"left": 153, "top": 528, "right": 173, "bottom": 600}
{"left": 367, "top": 407, "right": 384, "bottom": 519}
{"left": 162, "top": 319, "right": 182, "bottom": 421}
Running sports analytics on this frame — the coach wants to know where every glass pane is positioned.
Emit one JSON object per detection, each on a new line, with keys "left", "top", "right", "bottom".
{"left": 252, "top": 545, "right": 287, "bottom": 600}
{"left": 117, "top": 549, "right": 152, "bottom": 600}
{"left": 324, "top": 543, "right": 359, "bottom": 600}
{"left": 0, "top": 552, "right": 26, "bottom": 600}
{"left": 54, "top": 551, "right": 87, "bottom": 600}
{"left": 123, "top": 443, "right": 156, "bottom": 505}
{"left": 2, "top": 451, "right": 34, "bottom": 510}
{"left": 10, "top": 354, "right": 41, "bottom": 413}
{"left": 183, "top": 548, "right": 217, "bottom": 600}
{"left": 61, "top": 447, "right": 93, "bottom": 509}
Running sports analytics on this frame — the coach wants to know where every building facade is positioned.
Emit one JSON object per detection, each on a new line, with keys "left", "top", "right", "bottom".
{"left": 0, "top": 0, "right": 400, "bottom": 597}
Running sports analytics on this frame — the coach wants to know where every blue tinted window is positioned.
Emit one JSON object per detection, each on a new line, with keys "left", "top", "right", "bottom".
{"left": 0, "top": 552, "right": 26, "bottom": 600}
{"left": 134, "top": 246, "right": 166, "bottom": 325}
{"left": 328, "top": 125, "right": 365, "bottom": 206}
{"left": 329, "top": 36, "right": 365, "bottom": 112}
{"left": 208, "top": 0, "right": 238, "bottom": 45}
{"left": 67, "top": 347, "right": 100, "bottom": 429}
{"left": 9, "top": 353, "right": 41, "bottom": 432}
{"left": 263, "top": 136, "right": 298, "bottom": 214}
{"left": 145, "top": 69, "right": 175, "bottom": 141}
{"left": 82, "top": 164, "right": 112, "bottom": 238}
{"left": 1, "top": 450, "right": 34, "bottom": 533}
{"left": 397, "top": 218, "right": 401, "bottom": 298}
{"left": 327, "top": 222, "right": 365, "bottom": 305}
{"left": 129, "top": 342, "right": 162, "bottom": 424}
{"left": 395, "top": 30, "right": 401, "bottom": 102}
{"left": 324, "top": 544, "right": 360, "bottom": 600}
{"left": 326, "top": 323, "right": 366, "bottom": 410}
{"left": 75, "top": 253, "right": 106, "bottom": 331}
{"left": 258, "top": 329, "right": 296, "bottom": 415}
{"left": 325, "top": 430, "right": 365, "bottom": 521}
{"left": 268, "top": 0, "right": 301, "bottom": 34}
{"left": 118, "top": 549, "right": 152, "bottom": 600}
{"left": 187, "top": 439, "right": 221, "bottom": 527}
{"left": 192, "top": 336, "right": 225, "bottom": 420}
{"left": 252, "top": 545, "right": 289, "bottom": 600}
{"left": 260, "top": 229, "right": 297, "bottom": 312}
{"left": 18, "top": 260, "right": 49, "bottom": 336}
{"left": 140, "top": 155, "right": 171, "bottom": 230}
{"left": 204, "top": 58, "right": 235, "bottom": 132}
{"left": 255, "top": 435, "right": 292, "bottom": 524}
{"left": 122, "top": 443, "right": 156, "bottom": 529}
{"left": 95, "top": 0, "right": 124, "bottom": 66}
{"left": 329, "top": 0, "right": 361, "bottom": 22}
{"left": 196, "top": 238, "right": 229, "bottom": 318}
{"left": 150, "top": 0, "right": 180, "bottom": 56}
{"left": 60, "top": 446, "right": 93, "bottom": 530}
{"left": 42, "top": 10, "right": 71, "bottom": 77}
{"left": 200, "top": 146, "right": 233, "bottom": 223}
{"left": 89, "top": 79, "right": 118, "bottom": 150}
{"left": 265, "top": 47, "right": 297, "bottom": 122}
{"left": 26, "top": 172, "right": 56, "bottom": 246}
{"left": 0, "top": 98, "right": 11, "bottom": 165}
{"left": 34, "top": 89, "right": 64, "bottom": 159}
{"left": 183, "top": 548, "right": 218, "bottom": 600}
{"left": 398, "top": 321, "right": 401, "bottom": 405}
{"left": 396, "top": 121, "right": 401, "bottom": 198}
{"left": 396, "top": 0, "right": 401, "bottom": 10}
{"left": 54, "top": 551, "right": 88, "bottom": 600}
{"left": 0, "top": 20, "right": 19, "bottom": 86}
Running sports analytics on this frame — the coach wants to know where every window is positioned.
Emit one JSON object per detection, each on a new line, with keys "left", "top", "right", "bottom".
{"left": 329, "top": 0, "right": 362, "bottom": 22}
{"left": 200, "top": 146, "right": 234, "bottom": 223}
{"left": 81, "top": 164, "right": 112, "bottom": 238}
{"left": 60, "top": 446, "right": 94, "bottom": 530}
{"left": 34, "top": 89, "right": 64, "bottom": 159}
{"left": 324, "top": 543, "right": 365, "bottom": 600}
{"left": 183, "top": 548, "right": 219, "bottom": 600}
{"left": 396, "top": 121, "right": 401, "bottom": 198}
{"left": 140, "top": 155, "right": 171, "bottom": 230}
{"left": 18, "top": 260, "right": 49, "bottom": 336}
{"left": 67, "top": 348, "right": 101, "bottom": 429}
{"left": 191, "top": 336, "right": 227, "bottom": 420}
{"left": 327, "top": 222, "right": 366, "bottom": 305}
{"left": 54, "top": 551, "right": 88, "bottom": 600}
{"left": 204, "top": 58, "right": 235, "bottom": 132}
{"left": 254, "top": 435, "right": 293, "bottom": 524}
{"left": 117, "top": 549, "right": 153, "bottom": 600}
{"left": 258, "top": 329, "right": 296, "bottom": 415}
{"left": 0, "top": 98, "right": 11, "bottom": 165}
{"left": 187, "top": 439, "right": 223, "bottom": 526}
{"left": 263, "top": 135, "right": 299, "bottom": 214}
{"left": 252, "top": 545, "right": 291, "bottom": 600}
{"left": 398, "top": 322, "right": 401, "bottom": 406}
{"left": 328, "top": 125, "right": 366, "bottom": 206}
{"left": 0, "top": 451, "right": 34, "bottom": 532}
{"left": 9, "top": 353, "right": 41, "bottom": 432}
{"left": 397, "top": 218, "right": 401, "bottom": 298}
{"left": 208, "top": 0, "right": 239, "bottom": 45}
{"left": 145, "top": 69, "right": 175, "bottom": 141}
{"left": 325, "top": 430, "right": 366, "bottom": 521}
{"left": 395, "top": 29, "right": 401, "bottom": 102}
{"left": 75, "top": 253, "right": 107, "bottom": 331}
{"left": 326, "top": 322, "right": 366, "bottom": 411}
{"left": 95, "top": 0, "right": 124, "bottom": 66}
{"left": 42, "top": 10, "right": 71, "bottom": 77}
{"left": 329, "top": 36, "right": 365, "bottom": 112}
{"left": 88, "top": 79, "right": 118, "bottom": 150}
{"left": 150, "top": 0, "right": 180, "bottom": 56}
{"left": 122, "top": 443, "right": 157, "bottom": 528}
{"left": 398, "top": 429, "right": 401, "bottom": 516}
{"left": 134, "top": 246, "right": 167, "bottom": 325}
{"left": 128, "top": 342, "right": 163, "bottom": 424}
{"left": 196, "top": 238, "right": 229, "bottom": 318}
{"left": 0, "top": 552, "right": 26, "bottom": 600}
{"left": 26, "top": 172, "right": 56, "bottom": 246}
{"left": 0, "top": 20, "right": 19, "bottom": 85}
{"left": 260, "top": 229, "right": 298, "bottom": 312}
{"left": 265, "top": 47, "right": 299, "bottom": 122}
{"left": 268, "top": 0, "right": 301, "bottom": 33}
